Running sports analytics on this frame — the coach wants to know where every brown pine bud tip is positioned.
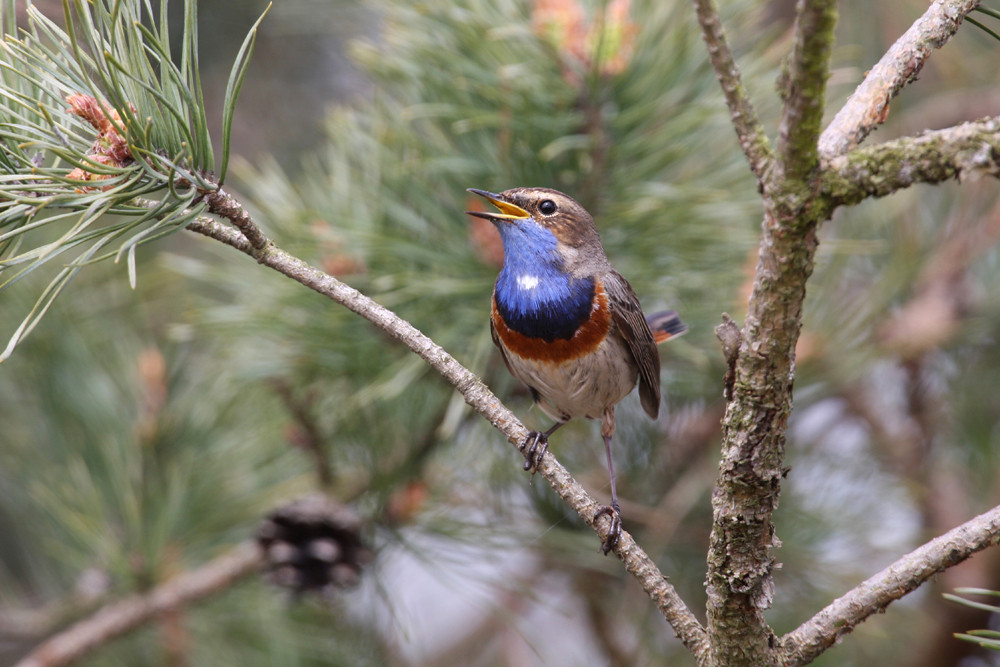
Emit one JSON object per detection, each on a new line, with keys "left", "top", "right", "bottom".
{"left": 67, "top": 154, "right": 117, "bottom": 192}
{"left": 65, "top": 93, "right": 136, "bottom": 180}
{"left": 66, "top": 93, "right": 114, "bottom": 133}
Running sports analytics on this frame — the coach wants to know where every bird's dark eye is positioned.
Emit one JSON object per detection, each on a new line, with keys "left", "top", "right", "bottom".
{"left": 538, "top": 199, "right": 557, "bottom": 216}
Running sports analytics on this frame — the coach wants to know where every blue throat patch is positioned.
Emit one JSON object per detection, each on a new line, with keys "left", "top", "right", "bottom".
{"left": 493, "top": 220, "right": 595, "bottom": 341}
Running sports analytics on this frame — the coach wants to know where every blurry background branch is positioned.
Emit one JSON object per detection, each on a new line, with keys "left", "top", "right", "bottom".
{"left": 15, "top": 542, "right": 265, "bottom": 667}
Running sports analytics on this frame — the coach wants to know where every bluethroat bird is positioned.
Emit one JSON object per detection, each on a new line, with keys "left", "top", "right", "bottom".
{"left": 467, "top": 187, "right": 686, "bottom": 554}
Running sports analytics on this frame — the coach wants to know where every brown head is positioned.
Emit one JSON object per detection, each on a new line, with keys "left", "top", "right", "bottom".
{"left": 466, "top": 187, "right": 609, "bottom": 279}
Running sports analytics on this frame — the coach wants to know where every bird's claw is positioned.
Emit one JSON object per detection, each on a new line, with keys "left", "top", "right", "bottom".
{"left": 521, "top": 430, "right": 549, "bottom": 479}
{"left": 595, "top": 503, "right": 622, "bottom": 555}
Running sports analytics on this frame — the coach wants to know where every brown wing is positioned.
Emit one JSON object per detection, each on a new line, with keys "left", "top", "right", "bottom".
{"left": 603, "top": 270, "right": 661, "bottom": 419}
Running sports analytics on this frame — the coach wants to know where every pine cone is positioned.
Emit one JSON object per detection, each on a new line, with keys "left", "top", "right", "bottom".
{"left": 257, "top": 494, "right": 372, "bottom": 593}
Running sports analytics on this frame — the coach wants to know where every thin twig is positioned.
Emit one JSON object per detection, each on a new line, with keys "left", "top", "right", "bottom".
{"left": 779, "top": 503, "right": 1000, "bottom": 667}
{"left": 818, "top": 0, "right": 982, "bottom": 159}
{"left": 15, "top": 542, "right": 265, "bottom": 667}
{"left": 691, "top": 0, "right": 774, "bottom": 181}
{"left": 184, "top": 208, "right": 712, "bottom": 661}
{"left": 185, "top": 215, "right": 253, "bottom": 252}
{"left": 776, "top": 0, "right": 839, "bottom": 180}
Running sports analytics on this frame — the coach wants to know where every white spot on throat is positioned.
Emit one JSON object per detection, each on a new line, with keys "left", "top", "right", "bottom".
{"left": 516, "top": 274, "right": 540, "bottom": 290}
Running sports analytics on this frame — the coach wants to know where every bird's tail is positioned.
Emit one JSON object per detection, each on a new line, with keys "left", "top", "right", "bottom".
{"left": 645, "top": 310, "right": 688, "bottom": 345}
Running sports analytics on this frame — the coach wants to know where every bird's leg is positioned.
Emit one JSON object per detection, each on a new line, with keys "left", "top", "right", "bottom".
{"left": 522, "top": 421, "right": 564, "bottom": 477}
{"left": 595, "top": 407, "right": 622, "bottom": 555}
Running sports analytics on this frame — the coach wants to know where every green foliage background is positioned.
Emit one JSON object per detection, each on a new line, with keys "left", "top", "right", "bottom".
{"left": 1, "top": 0, "right": 999, "bottom": 665}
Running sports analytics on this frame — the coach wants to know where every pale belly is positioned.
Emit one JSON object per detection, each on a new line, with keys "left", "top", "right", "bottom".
{"left": 504, "top": 331, "right": 639, "bottom": 422}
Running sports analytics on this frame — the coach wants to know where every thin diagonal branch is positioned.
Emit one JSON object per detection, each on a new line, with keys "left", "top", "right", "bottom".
{"left": 184, "top": 205, "right": 711, "bottom": 662}
{"left": 691, "top": 0, "right": 774, "bottom": 181}
{"left": 776, "top": 0, "right": 838, "bottom": 180}
{"left": 823, "top": 116, "right": 1000, "bottom": 206}
{"left": 15, "top": 542, "right": 265, "bottom": 667}
{"left": 779, "top": 503, "right": 1000, "bottom": 667}
{"left": 818, "top": 0, "right": 982, "bottom": 160}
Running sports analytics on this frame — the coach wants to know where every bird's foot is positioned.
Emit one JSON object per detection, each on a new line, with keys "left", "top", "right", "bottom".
{"left": 521, "top": 430, "right": 549, "bottom": 480}
{"left": 595, "top": 503, "right": 622, "bottom": 555}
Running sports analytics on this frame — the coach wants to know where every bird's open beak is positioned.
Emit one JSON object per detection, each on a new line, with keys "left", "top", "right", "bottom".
{"left": 466, "top": 188, "right": 530, "bottom": 221}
